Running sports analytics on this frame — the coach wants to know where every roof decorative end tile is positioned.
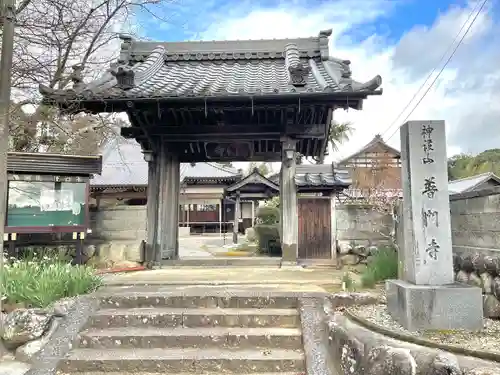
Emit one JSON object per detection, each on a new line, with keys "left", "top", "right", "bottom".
{"left": 70, "top": 64, "right": 85, "bottom": 90}
{"left": 285, "top": 43, "right": 311, "bottom": 87}
{"left": 110, "top": 65, "right": 135, "bottom": 90}
{"left": 118, "top": 34, "right": 133, "bottom": 65}
{"left": 321, "top": 56, "right": 383, "bottom": 93}
{"left": 318, "top": 29, "right": 332, "bottom": 61}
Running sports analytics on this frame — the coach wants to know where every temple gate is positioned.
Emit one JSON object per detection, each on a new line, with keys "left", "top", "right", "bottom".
{"left": 40, "top": 29, "right": 382, "bottom": 265}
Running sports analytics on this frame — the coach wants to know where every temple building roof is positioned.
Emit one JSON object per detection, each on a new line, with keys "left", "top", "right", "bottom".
{"left": 448, "top": 172, "right": 500, "bottom": 194}
{"left": 337, "top": 134, "right": 400, "bottom": 165}
{"left": 269, "top": 163, "right": 351, "bottom": 190}
{"left": 40, "top": 29, "right": 382, "bottom": 106}
{"left": 90, "top": 140, "right": 240, "bottom": 189}
{"left": 7, "top": 152, "right": 102, "bottom": 176}
{"left": 226, "top": 168, "right": 280, "bottom": 197}
{"left": 295, "top": 163, "right": 351, "bottom": 189}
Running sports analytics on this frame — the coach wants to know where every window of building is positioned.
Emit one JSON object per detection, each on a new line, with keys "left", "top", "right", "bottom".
{"left": 197, "top": 204, "right": 217, "bottom": 212}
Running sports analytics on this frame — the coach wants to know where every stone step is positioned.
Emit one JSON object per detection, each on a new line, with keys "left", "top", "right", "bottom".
{"left": 87, "top": 307, "right": 300, "bottom": 329}
{"left": 99, "top": 294, "right": 298, "bottom": 309}
{"left": 159, "top": 257, "right": 282, "bottom": 268}
{"left": 58, "top": 348, "right": 305, "bottom": 373}
{"left": 79, "top": 327, "right": 303, "bottom": 350}
{"left": 57, "top": 373, "right": 304, "bottom": 375}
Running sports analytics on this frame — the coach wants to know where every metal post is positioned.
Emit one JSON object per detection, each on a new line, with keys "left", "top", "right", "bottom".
{"left": 0, "top": 0, "right": 16, "bottom": 317}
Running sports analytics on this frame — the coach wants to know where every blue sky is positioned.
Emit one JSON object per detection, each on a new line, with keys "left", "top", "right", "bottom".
{"left": 132, "top": 0, "right": 500, "bottom": 159}
{"left": 139, "top": 0, "right": 478, "bottom": 45}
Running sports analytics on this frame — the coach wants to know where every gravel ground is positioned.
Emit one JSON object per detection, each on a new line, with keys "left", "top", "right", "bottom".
{"left": 348, "top": 304, "right": 500, "bottom": 354}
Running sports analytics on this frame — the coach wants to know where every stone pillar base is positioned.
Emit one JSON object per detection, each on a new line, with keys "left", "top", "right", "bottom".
{"left": 161, "top": 248, "right": 175, "bottom": 260}
{"left": 280, "top": 261, "right": 302, "bottom": 269}
{"left": 178, "top": 226, "right": 190, "bottom": 237}
{"left": 281, "top": 243, "right": 298, "bottom": 263}
{"left": 386, "top": 279, "right": 483, "bottom": 331}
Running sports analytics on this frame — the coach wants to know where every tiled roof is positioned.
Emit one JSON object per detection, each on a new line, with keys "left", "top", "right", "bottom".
{"left": 91, "top": 140, "right": 240, "bottom": 187}
{"left": 338, "top": 134, "right": 400, "bottom": 165}
{"left": 40, "top": 30, "right": 382, "bottom": 101}
{"left": 269, "top": 163, "right": 351, "bottom": 188}
{"left": 226, "top": 168, "right": 279, "bottom": 193}
{"left": 448, "top": 172, "right": 500, "bottom": 194}
{"left": 295, "top": 164, "right": 351, "bottom": 188}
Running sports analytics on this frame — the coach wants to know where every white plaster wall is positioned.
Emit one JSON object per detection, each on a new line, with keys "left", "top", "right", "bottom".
{"left": 241, "top": 202, "right": 254, "bottom": 218}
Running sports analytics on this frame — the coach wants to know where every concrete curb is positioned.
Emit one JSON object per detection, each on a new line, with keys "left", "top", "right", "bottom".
{"left": 345, "top": 310, "right": 500, "bottom": 364}
{"left": 26, "top": 295, "right": 101, "bottom": 375}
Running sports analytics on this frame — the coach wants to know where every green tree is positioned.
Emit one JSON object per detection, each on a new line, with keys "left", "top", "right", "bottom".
{"left": 247, "top": 162, "right": 271, "bottom": 176}
{"left": 297, "top": 121, "right": 354, "bottom": 164}
{"left": 447, "top": 149, "right": 500, "bottom": 181}
{"left": 329, "top": 121, "right": 354, "bottom": 152}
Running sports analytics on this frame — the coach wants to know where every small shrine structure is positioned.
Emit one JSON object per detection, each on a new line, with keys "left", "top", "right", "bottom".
{"left": 225, "top": 167, "right": 280, "bottom": 243}
{"left": 40, "top": 29, "right": 382, "bottom": 264}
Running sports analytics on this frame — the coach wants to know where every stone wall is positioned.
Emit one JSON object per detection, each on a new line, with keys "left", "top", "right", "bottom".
{"left": 335, "top": 204, "right": 392, "bottom": 247}
{"left": 450, "top": 188, "right": 500, "bottom": 319}
{"left": 89, "top": 206, "right": 146, "bottom": 264}
{"left": 450, "top": 187, "right": 500, "bottom": 258}
{"left": 90, "top": 206, "right": 147, "bottom": 241}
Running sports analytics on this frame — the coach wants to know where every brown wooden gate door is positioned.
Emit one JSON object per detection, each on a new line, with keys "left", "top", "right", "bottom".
{"left": 298, "top": 198, "right": 331, "bottom": 259}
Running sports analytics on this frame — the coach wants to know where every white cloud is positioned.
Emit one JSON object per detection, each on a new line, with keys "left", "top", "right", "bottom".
{"left": 200, "top": 0, "right": 498, "bottom": 163}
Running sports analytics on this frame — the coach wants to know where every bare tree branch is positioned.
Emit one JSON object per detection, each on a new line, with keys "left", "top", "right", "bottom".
{"left": 7, "top": 0, "right": 177, "bottom": 154}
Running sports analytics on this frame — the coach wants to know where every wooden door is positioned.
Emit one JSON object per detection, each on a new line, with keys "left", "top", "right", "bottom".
{"left": 298, "top": 198, "right": 331, "bottom": 259}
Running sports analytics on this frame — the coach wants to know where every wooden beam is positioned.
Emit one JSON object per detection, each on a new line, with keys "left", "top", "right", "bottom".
{"left": 122, "top": 124, "right": 281, "bottom": 138}
{"left": 121, "top": 123, "right": 328, "bottom": 141}
{"left": 178, "top": 153, "right": 282, "bottom": 163}
{"left": 286, "top": 123, "right": 328, "bottom": 138}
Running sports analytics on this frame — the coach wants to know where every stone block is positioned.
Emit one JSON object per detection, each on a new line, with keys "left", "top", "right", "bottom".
{"left": 386, "top": 279, "right": 483, "bottom": 331}
{"left": 178, "top": 226, "right": 190, "bottom": 237}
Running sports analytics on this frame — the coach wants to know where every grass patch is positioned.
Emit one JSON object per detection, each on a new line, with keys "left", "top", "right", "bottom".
{"left": 341, "top": 272, "right": 357, "bottom": 291}
{"left": 1, "top": 254, "right": 102, "bottom": 309}
{"left": 361, "top": 246, "right": 398, "bottom": 288}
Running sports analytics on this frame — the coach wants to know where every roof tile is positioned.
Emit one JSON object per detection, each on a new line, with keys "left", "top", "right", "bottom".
{"left": 448, "top": 172, "right": 500, "bottom": 194}
{"left": 40, "top": 30, "right": 382, "bottom": 101}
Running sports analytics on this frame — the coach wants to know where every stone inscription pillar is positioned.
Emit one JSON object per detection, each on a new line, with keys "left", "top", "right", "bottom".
{"left": 280, "top": 138, "right": 298, "bottom": 264}
{"left": 386, "top": 120, "right": 483, "bottom": 331}
{"left": 157, "top": 144, "right": 180, "bottom": 261}
{"left": 400, "top": 120, "right": 454, "bottom": 285}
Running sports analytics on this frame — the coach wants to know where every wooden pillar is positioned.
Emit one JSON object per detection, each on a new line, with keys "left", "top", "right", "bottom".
{"left": 280, "top": 138, "right": 298, "bottom": 263}
{"left": 219, "top": 199, "right": 222, "bottom": 237}
{"left": 251, "top": 200, "right": 255, "bottom": 227}
{"left": 144, "top": 151, "right": 159, "bottom": 266}
{"left": 330, "top": 192, "right": 337, "bottom": 263}
{"left": 157, "top": 144, "right": 181, "bottom": 261}
{"left": 155, "top": 146, "right": 166, "bottom": 263}
{"left": 233, "top": 193, "right": 240, "bottom": 244}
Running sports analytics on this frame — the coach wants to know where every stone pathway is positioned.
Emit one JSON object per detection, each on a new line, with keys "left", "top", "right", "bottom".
{"left": 102, "top": 266, "right": 346, "bottom": 288}
{"left": 178, "top": 236, "right": 225, "bottom": 258}
{"left": 57, "top": 286, "right": 311, "bottom": 374}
